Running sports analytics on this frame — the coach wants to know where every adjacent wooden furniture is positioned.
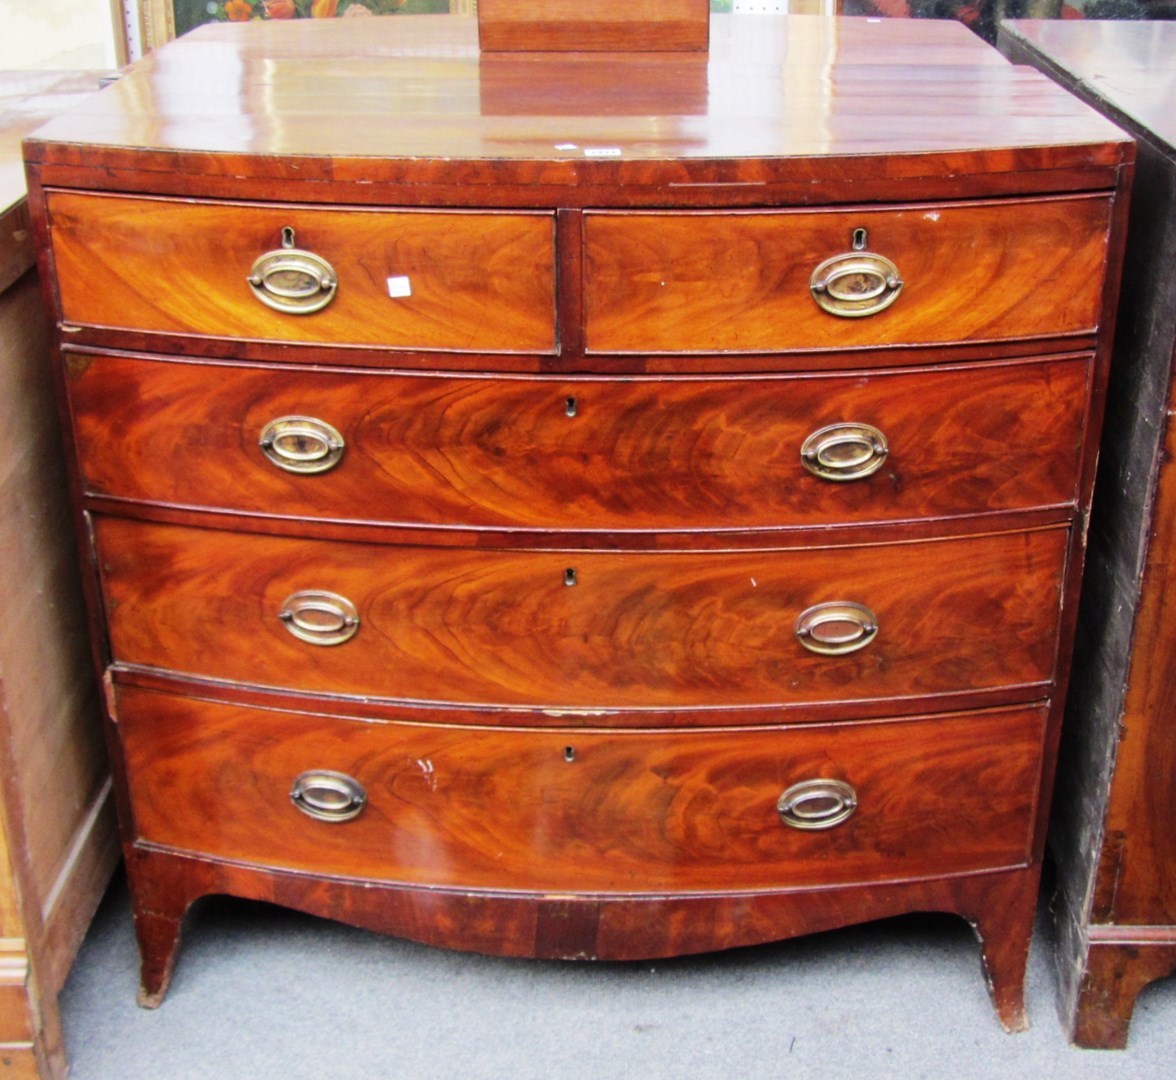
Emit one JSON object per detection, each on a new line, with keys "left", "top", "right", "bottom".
{"left": 1000, "top": 19, "right": 1176, "bottom": 1049}
{"left": 0, "top": 72, "right": 118, "bottom": 1080}
{"left": 23, "top": 14, "right": 1132, "bottom": 1030}
{"left": 477, "top": 0, "right": 710, "bottom": 52}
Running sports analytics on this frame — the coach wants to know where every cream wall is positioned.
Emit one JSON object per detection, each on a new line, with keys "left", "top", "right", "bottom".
{"left": 0, "top": 0, "right": 120, "bottom": 69}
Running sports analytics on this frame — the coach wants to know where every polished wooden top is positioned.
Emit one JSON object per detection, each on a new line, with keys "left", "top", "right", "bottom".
{"left": 1001, "top": 20, "right": 1176, "bottom": 153}
{"left": 23, "top": 15, "right": 1130, "bottom": 202}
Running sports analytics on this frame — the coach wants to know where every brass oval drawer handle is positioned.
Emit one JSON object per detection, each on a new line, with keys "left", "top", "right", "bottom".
{"left": 810, "top": 252, "right": 903, "bottom": 318}
{"left": 247, "top": 226, "right": 337, "bottom": 315}
{"left": 801, "top": 422, "right": 888, "bottom": 482}
{"left": 290, "top": 770, "right": 367, "bottom": 823}
{"left": 778, "top": 779, "right": 858, "bottom": 831}
{"left": 795, "top": 601, "right": 878, "bottom": 655}
{"left": 278, "top": 590, "right": 360, "bottom": 646}
{"left": 259, "top": 416, "right": 346, "bottom": 474}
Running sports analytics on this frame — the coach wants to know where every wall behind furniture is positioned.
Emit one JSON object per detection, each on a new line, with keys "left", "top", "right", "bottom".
{"left": 0, "top": 0, "right": 120, "bottom": 69}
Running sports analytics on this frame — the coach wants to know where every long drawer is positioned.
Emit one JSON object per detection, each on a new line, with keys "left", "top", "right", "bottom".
{"left": 117, "top": 686, "right": 1044, "bottom": 893}
{"left": 67, "top": 352, "right": 1090, "bottom": 530}
{"left": 95, "top": 518, "right": 1067, "bottom": 710}
{"left": 45, "top": 192, "right": 557, "bottom": 352}
{"left": 584, "top": 196, "right": 1112, "bottom": 352}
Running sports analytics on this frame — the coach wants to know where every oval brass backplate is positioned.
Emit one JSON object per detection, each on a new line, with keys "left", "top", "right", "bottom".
{"left": 248, "top": 242, "right": 337, "bottom": 314}
{"left": 778, "top": 778, "right": 858, "bottom": 830}
{"left": 800, "top": 422, "right": 888, "bottom": 482}
{"left": 795, "top": 601, "right": 878, "bottom": 656}
{"left": 278, "top": 590, "right": 360, "bottom": 646}
{"left": 810, "top": 251, "right": 903, "bottom": 318}
{"left": 290, "top": 770, "right": 367, "bottom": 823}
{"left": 259, "top": 416, "right": 346, "bottom": 475}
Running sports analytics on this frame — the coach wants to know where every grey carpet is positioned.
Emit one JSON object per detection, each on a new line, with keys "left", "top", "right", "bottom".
{"left": 60, "top": 871, "right": 1176, "bottom": 1079}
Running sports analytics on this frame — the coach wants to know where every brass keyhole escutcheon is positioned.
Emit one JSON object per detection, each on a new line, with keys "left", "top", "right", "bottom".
{"left": 248, "top": 227, "right": 338, "bottom": 315}
{"left": 810, "top": 241, "right": 903, "bottom": 318}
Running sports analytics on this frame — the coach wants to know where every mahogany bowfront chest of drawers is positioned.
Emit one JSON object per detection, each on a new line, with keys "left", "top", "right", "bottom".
{"left": 23, "top": 14, "right": 1132, "bottom": 1029}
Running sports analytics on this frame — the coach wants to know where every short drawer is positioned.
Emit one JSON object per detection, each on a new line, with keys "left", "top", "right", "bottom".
{"left": 45, "top": 192, "right": 556, "bottom": 353}
{"left": 95, "top": 518, "right": 1067, "bottom": 710}
{"left": 117, "top": 686, "right": 1043, "bottom": 893}
{"left": 583, "top": 196, "right": 1112, "bottom": 353}
{"left": 68, "top": 353, "right": 1090, "bottom": 530}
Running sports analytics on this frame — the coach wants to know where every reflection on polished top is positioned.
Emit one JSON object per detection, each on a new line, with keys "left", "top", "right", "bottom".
{"left": 1002, "top": 20, "right": 1176, "bottom": 154}
{"left": 23, "top": 14, "right": 1130, "bottom": 192}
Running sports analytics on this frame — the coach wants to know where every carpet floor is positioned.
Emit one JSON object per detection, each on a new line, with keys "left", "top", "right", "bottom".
{"left": 59, "top": 870, "right": 1176, "bottom": 1079}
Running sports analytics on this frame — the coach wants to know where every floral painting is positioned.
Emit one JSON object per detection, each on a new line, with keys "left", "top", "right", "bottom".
{"left": 176, "top": 0, "right": 450, "bottom": 35}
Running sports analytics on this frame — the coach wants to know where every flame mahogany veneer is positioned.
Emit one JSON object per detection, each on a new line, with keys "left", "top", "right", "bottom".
{"left": 24, "top": 14, "right": 1133, "bottom": 1029}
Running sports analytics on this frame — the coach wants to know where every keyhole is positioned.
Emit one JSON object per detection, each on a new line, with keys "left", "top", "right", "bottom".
{"left": 852, "top": 228, "right": 868, "bottom": 251}
{"left": 564, "top": 568, "right": 577, "bottom": 587}
{"left": 564, "top": 746, "right": 576, "bottom": 763}
{"left": 281, "top": 226, "right": 296, "bottom": 249}
{"left": 565, "top": 397, "right": 578, "bottom": 418}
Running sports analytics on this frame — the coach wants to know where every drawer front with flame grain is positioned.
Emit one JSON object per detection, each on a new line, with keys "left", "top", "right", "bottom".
{"left": 583, "top": 197, "right": 1112, "bottom": 353}
{"left": 67, "top": 352, "right": 1090, "bottom": 531}
{"left": 118, "top": 686, "right": 1043, "bottom": 893}
{"left": 46, "top": 192, "right": 557, "bottom": 352}
{"left": 95, "top": 517, "right": 1068, "bottom": 711}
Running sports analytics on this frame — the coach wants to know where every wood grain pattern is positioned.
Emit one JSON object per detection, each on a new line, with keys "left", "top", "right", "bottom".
{"left": 478, "top": 0, "right": 708, "bottom": 52}
{"left": 116, "top": 686, "right": 1042, "bottom": 893}
{"left": 1069, "top": 938, "right": 1176, "bottom": 1050}
{"left": 123, "top": 843, "right": 1041, "bottom": 1032}
{"left": 46, "top": 193, "right": 556, "bottom": 353}
{"left": 94, "top": 518, "right": 1067, "bottom": 710}
{"left": 65, "top": 352, "right": 1091, "bottom": 532}
{"left": 584, "top": 198, "right": 1112, "bottom": 353}
{"left": 0, "top": 271, "right": 116, "bottom": 1079}
{"left": 22, "top": 17, "right": 1131, "bottom": 202}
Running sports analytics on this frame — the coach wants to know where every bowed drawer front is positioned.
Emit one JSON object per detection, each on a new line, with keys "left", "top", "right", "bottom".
{"left": 117, "top": 686, "right": 1044, "bottom": 895}
{"left": 582, "top": 198, "right": 1112, "bottom": 353}
{"left": 94, "top": 517, "right": 1066, "bottom": 710}
{"left": 45, "top": 193, "right": 558, "bottom": 352}
{"left": 67, "top": 352, "right": 1090, "bottom": 531}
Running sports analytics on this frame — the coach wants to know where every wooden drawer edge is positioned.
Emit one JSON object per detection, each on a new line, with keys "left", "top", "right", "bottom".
{"left": 107, "top": 662, "right": 1055, "bottom": 728}
{"left": 132, "top": 839, "right": 1033, "bottom": 896}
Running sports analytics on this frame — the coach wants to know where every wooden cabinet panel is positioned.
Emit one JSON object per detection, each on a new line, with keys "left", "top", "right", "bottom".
{"left": 117, "top": 686, "right": 1042, "bottom": 893}
{"left": 0, "top": 73, "right": 119, "bottom": 1080}
{"left": 1000, "top": 18, "right": 1176, "bottom": 1049}
{"left": 46, "top": 193, "right": 557, "bottom": 353}
{"left": 478, "top": 0, "right": 709, "bottom": 53}
{"left": 95, "top": 517, "right": 1067, "bottom": 710}
{"left": 67, "top": 352, "right": 1090, "bottom": 531}
{"left": 584, "top": 198, "right": 1112, "bottom": 353}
